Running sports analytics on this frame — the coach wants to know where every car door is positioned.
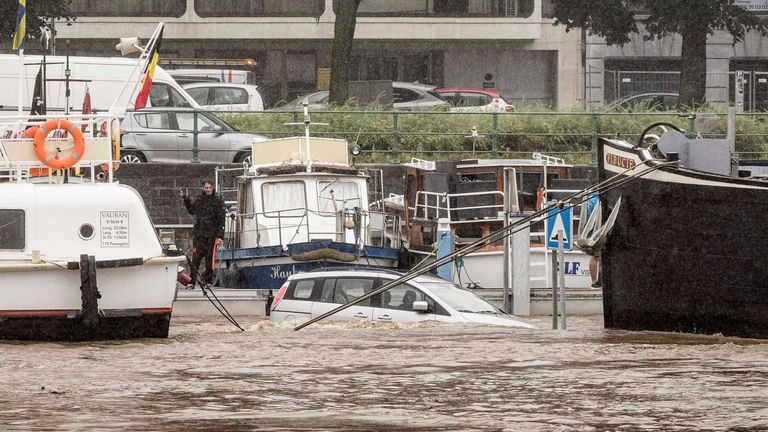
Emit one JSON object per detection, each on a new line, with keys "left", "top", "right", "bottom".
{"left": 310, "top": 277, "right": 375, "bottom": 322}
{"left": 175, "top": 112, "right": 231, "bottom": 163}
{"left": 372, "top": 283, "right": 437, "bottom": 323}
{"left": 127, "top": 112, "right": 177, "bottom": 162}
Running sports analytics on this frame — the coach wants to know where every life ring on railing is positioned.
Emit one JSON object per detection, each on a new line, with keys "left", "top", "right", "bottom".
{"left": 33, "top": 119, "right": 86, "bottom": 170}
{"left": 535, "top": 187, "right": 546, "bottom": 211}
{"left": 100, "top": 118, "right": 121, "bottom": 173}
{"left": 22, "top": 126, "right": 50, "bottom": 177}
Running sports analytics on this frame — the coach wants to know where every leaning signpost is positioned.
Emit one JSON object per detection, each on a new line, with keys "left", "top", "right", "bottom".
{"left": 546, "top": 202, "right": 572, "bottom": 330}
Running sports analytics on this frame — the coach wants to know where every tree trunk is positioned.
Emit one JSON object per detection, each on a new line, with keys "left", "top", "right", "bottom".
{"left": 329, "top": 0, "right": 362, "bottom": 105}
{"left": 678, "top": 26, "right": 708, "bottom": 108}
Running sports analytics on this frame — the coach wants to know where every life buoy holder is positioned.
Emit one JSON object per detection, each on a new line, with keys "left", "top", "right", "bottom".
{"left": 100, "top": 118, "right": 121, "bottom": 173}
{"left": 33, "top": 119, "right": 86, "bottom": 170}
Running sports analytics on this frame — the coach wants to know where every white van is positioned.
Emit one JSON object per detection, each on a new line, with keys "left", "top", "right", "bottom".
{"left": 167, "top": 68, "right": 250, "bottom": 85}
{"left": 0, "top": 54, "right": 199, "bottom": 114}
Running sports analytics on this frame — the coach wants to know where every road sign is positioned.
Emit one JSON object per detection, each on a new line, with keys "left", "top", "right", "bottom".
{"left": 545, "top": 203, "right": 572, "bottom": 251}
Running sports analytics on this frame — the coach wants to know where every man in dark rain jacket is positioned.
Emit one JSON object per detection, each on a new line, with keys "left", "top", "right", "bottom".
{"left": 181, "top": 179, "right": 225, "bottom": 289}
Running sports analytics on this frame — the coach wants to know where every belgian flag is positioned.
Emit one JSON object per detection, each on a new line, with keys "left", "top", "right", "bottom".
{"left": 134, "top": 28, "right": 164, "bottom": 110}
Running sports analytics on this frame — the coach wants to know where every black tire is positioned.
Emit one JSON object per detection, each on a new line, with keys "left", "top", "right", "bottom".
{"left": 234, "top": 151, "right": 251, "bottom": 165}
{"left": 120, "top": 150, "right": 146, "bottom": 163}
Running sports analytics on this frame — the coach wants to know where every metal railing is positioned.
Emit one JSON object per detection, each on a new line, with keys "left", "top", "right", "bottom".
{"left": 117, "top": 109, "right": 768, "bottom": 166}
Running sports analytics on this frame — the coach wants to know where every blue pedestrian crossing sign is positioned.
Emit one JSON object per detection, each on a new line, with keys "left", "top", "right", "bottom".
{"left": 545, "top": 203, "right": 573, "bottom": 251}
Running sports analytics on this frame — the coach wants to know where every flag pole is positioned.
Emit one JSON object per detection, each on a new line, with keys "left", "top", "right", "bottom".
{"left": 17, "top": 47, "right": 24, "bottom": 120}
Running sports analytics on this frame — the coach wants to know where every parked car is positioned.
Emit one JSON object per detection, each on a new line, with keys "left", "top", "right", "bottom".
{"left": 270, "top": 269, "right": 538, "bottom": 328}
{"left": 182, "top": 82, "right": 264, "bottom": 111}
{"left": 435, "top": 88, "right": 515, "bottom": 112}
{"left": 271, "top": 82, "right": 449, "bottom": 111}
{"left": 608, "top": 92, "right": 679, "bottom": 111}
{"left": 259, "top": 80, "right": 319, "bottom": 108}
{"left": 168, "top": 68, "right": 251, "bottom": 85}
{"left": 120, "top": 107, "right": 267, "bottom": 164}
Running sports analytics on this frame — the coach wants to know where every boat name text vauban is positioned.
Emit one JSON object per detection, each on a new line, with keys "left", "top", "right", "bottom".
{"left": 605, "top": 153, "right": 637, "bottom": 170}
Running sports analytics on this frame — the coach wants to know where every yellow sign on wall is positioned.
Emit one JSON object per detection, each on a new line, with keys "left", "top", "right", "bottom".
{"left": 317, "top": 68, "right": 331, "bottom": 90}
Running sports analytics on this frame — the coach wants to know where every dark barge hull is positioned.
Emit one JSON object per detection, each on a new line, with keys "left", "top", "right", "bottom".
{"left": 598, "top": 138, "right": 768, "bottom": 339}
{"left": 0, "top": 313, "right": 171, "bottom": 342}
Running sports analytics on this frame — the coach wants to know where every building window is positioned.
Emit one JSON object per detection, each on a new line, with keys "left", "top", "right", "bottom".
{"left": 344, "top": 0, "right": 534, "bottom": 18}
{"left": 195, "top": 0, "right": 324, "bottom": 17}
{"left": 68, "top": 0, "right": 186, "bottom": 17}
{"left": 0, "top": 210, "right": 25, "bottom": 250}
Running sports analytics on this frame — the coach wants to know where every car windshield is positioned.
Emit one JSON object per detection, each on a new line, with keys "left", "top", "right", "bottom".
{"left": 418, "top": 281, "right": 504, "bottom": 314}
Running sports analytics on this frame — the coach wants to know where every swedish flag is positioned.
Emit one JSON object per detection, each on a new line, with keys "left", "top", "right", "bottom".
{"left": 12, "top": 0, "right": 26, "bottom": 50}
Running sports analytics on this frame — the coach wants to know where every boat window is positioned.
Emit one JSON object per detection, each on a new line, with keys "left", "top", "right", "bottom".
{"left": 319, "top": 278, "right": 373, "bottom": 306}
{"left": 0, "top": 209, "right": 25, "bottom": 250}
{"left": 261, "top": 181, "right": 306, "bottom": 217}
{"left": 317, "top": 181, "right": 361, "bottom": 214}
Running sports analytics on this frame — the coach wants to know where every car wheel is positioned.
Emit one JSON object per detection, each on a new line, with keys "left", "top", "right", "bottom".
{"left": 120, "top": 150, "right": 146, "bottom": 163}
{"left": 234, "top": 151, "right": 251, "bottom": 165}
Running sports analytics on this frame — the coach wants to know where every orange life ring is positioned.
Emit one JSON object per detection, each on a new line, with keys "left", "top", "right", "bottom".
{"left": 22, "top": 126, "right": 50, "bottom": 177}
{"left": 33, "top": 119, "right": 86, "bottom": 170}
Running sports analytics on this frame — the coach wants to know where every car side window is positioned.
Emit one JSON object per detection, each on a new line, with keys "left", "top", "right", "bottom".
{"left": 212, "top": 87, "right": 249, "bottom": 105}
{"left": 394, "top": 88, "right": 420, "bottom": 103}
{"left": 319, "top": 278, "right": 373, "bottom": 306}
{"left": 377, "top": 284, "right": 424, "bottom": 310}
{"left": 289, "top": 279, "right": 315, "bottom": 300}
{"left": 458, "top": 93, "right": 490, "bottom": 107}
{"left": 135, "top": 113, "right": 171, "bottom": 129}
{"left": 186, "top": 87, "right": 210, "bottom": 105}
{"left": 176, "top": 113, "right": 219, "bottom": 131}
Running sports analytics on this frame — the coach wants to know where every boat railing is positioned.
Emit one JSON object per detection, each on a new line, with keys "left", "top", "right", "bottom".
{"left": 0, "top": 113, "right": 121, "bottom": 184}
{"left": 231, "top": 206, "right": 400, "bottom": 249}
{"left": 412, "top": 190, "right": 505, "bottom": 221}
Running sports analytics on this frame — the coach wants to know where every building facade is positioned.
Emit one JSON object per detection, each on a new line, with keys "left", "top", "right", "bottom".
{"left": 33, "top": 0, "right": 581, "bottom": 108}
{"left": 586, "top": 20, "right": 768, "bottom": 110}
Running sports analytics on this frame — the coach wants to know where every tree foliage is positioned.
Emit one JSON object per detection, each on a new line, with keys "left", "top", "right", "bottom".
{"left": 0, "top": 0, "right": 76, "bottom": 46}
{"left": 554, "top": 0, "right": 768, "bottom": 107}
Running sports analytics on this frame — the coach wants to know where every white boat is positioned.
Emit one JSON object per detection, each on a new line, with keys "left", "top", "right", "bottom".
{"left": 0, "top": 113, "right": 185, "bottom": 340}
{"left": 381, "top": 154, "right": 596, "bottom": 306}
{"left": 214, "top": 105, "right": 402, "bottom": 290}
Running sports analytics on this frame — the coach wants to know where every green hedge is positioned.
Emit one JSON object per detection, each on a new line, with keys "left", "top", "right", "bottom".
{"left": 221, "top": 104, "right": 768, "bottom": 164}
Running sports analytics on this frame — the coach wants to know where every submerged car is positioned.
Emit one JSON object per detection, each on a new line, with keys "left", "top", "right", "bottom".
{"left": 271, "top": 82, "right": 449, "bottom": 111}
{"left": 270, "top": 269, "right": 538, "bottom": 328}
{"left": 120, "top": 107, "right": 267, "bottom": 164}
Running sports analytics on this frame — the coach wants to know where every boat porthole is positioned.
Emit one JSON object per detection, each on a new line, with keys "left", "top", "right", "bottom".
{"left": 79, "top": 223, "right": 95, "bottom": 240}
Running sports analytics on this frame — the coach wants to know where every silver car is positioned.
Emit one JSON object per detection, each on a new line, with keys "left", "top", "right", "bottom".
{"left": 270, "top": 269, "right": 537, "bottom": 329}
{"left": 120, "top": 107, "right": 267, "bottom": 164}
{"left": 272, "top": 81, "right": 449, "bottom": 111}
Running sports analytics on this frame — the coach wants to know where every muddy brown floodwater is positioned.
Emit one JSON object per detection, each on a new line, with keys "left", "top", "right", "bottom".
{"left": 1, "top": 315, "right": 767, "bottom": 431}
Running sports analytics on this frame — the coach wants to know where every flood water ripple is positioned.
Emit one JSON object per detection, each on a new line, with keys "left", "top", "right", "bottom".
{"left": 1, "top": 315, "right": 767, "bottom": 431}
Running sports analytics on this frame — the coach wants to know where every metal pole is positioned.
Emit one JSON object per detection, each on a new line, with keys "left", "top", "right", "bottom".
{"left": 491, "top": 113, "right": 499, "bottom": 158}
{"left": 551, "top": 249, "right": 558, "bottom": 329}
{"left": 727, "top": 107, "right": 738, "bottom": 177}
{"left": 558, "top": 230, "right": 567, "bottom": 330}
{"left": 591, "top": 113, "right": 599, "bottom": 165}
{"left": 502, "top": 168, "right": 511, "bottom": 314}
{"left": 192, "top": 111, "right": 200, "bottom": 163}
